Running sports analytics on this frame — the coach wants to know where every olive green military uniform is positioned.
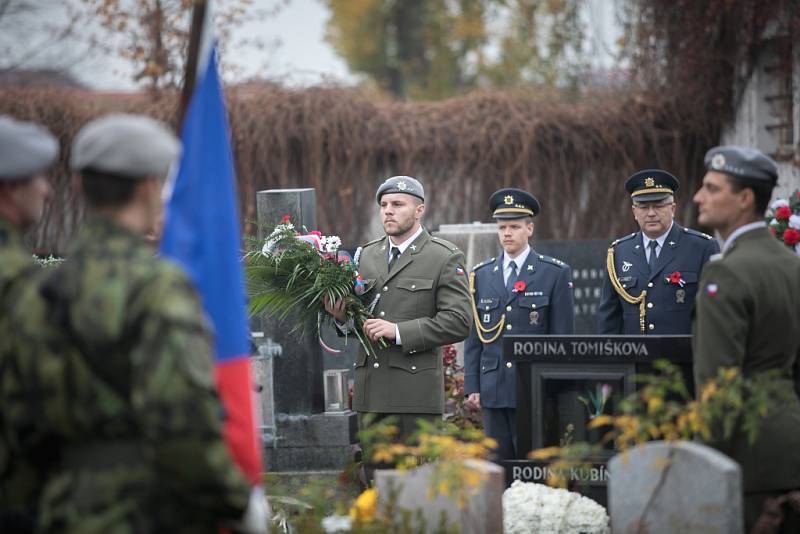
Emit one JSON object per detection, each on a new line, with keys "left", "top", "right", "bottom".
{"left": 693, "top": 227, "right": 800, "bottom": 526}
{"left": 0, "top": 115, "right": 59, "bottom": 532}
{"left": 352, "top": 231, "right": 471, "bottom": 431}
{"left": 7, "top": 216, "right": 251, "bottom": 533}
{"left": 0, "top": 220, "right": 52, "bottom": 532}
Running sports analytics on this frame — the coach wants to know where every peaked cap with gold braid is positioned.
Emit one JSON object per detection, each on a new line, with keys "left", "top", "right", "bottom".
{"left": 625, "top": 169, "right": 679, "bottom": 203}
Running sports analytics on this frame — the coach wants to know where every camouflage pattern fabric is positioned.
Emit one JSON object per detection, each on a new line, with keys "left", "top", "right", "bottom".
{"left": 0, "top": 218, "right": 48, "bottom": 533}
{"left": 5, "top": 215, "right": 251, "bottom": 533}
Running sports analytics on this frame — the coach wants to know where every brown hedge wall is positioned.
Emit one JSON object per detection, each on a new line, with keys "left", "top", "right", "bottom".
{"left": 0, "top": 85, "right": 717, "bottom": 253}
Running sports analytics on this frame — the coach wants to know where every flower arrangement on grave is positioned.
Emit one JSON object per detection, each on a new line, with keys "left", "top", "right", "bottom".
{"left": 244, "top": 216, "right": 387, "bottom": 358}
{"left": 765, "top": 190, "right": 800, "bottom": 254}
{"left": 577, "top": 383, "right": 612, "bottom": 419}
{"left": 529, "top": 361, "right": 794, "bottom": 488}
{"left": 503, "top": 480, "right": 610, "bottom": 534}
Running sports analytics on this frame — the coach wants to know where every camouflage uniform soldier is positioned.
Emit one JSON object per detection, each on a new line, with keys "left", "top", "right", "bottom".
{"left": 0, "top": 116, "right": 58, "bottom": 533}
{"left": 6, "top": 115, "right": 267, "bottom": 533}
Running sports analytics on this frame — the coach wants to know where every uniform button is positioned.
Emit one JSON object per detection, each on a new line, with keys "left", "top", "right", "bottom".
{"left": 373, "top": 362, "right": 380, "bottom": 368}
{"left": 506, "top": 306, "right": 512, "bottom": 312}
{"left": 531, "top": 304, "right": 537, "bottom": 309}
{"left": 648, "top": 324, "right": 654, "bottom": 330}
{"left": 622, "top": 284, "right": 627, "bottom": 289}
{"left": 383, "top": 286, "right": 389, "bottom": 292}
{"left": 411, "top": 284, "right": 416, "bottom": 289}
{"left": 647, "top": 282, "right": 654, "bottom": 288}
{"left": 353, "top": 363, "right": 357, "bottom": 367}
{"left": 647, "top": 303, "right": 653, "bottom": 309}
{"left": 379, "top": 311, "right": 386, "bottom": 317}
{"left": 506, "top": 362, "right": 512, "bottom": 368}
{"left": 506, "top": 324, "right": 512, "bottom": 331}
{"left": 481, "top": 365, "right": 486, "bottom": 371}
{"left": 485, "top": 306, "right": 490, "bottom": 310}
{"left": 411, "top": 365, "right": 417, "bottom": 370}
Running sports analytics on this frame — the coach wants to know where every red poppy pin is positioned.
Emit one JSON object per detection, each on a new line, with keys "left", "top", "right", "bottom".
{"left": 664, "top": 271, "right": 686, "bottom": 287}
{"left": 513, "top": 280, "right": 526, "bottom": 292}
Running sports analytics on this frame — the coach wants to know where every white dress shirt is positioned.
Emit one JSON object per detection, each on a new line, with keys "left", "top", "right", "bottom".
{"left": 643, "top": 222, "right": 673, "bottom": 264}
{"left": 503, "top": 246, "right": 531, "bottom": 285}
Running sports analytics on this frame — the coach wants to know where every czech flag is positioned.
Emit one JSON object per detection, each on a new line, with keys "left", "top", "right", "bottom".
{"left": 159, "top": 42, "right": 262, "bottom": 483}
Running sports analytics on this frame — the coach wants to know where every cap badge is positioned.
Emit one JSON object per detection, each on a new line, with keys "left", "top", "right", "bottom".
{"left": 397, "top": 181, "right": 407, "bottom": 191}
{"left": 711, "top": 154, "right": 726, "bottom": 170}
{"left": 504, "top": 195, "right": 514, "bottom": 205}
{"left": 644, "top": 177, "right": 655, "bottom": 187}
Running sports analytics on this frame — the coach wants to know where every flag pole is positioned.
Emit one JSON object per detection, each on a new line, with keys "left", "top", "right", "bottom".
{"left": 179, "top": 0, "right": 207, "bottom": 127}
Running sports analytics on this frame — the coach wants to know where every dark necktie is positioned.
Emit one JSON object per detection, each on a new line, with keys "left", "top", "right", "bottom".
{"left": 506, "top": 261, "right": 518, "bottom": 295}
{"left": 388, "top": 247, "right": 401, "bottom": 272}
{"left": 647, "top": 240, "right": 658, "bottom": 273}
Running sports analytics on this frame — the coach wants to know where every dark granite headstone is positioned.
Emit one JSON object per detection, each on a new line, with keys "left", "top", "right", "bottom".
{"left": 254, "top": 189, "right": 358, "bottom": 471}
{"left": 256, "top": 188, "right": 324, "bottom": 415}
{"left": 501, "top": 335, "right": 692, "bottom": 505}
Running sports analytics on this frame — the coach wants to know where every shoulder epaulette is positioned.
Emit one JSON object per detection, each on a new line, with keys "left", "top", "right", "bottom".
{"left": 537, "top": 254, "right": 569, "bottom": 269}
{"left": 362, "top": 235, "right": 386, "bottom": 248}
{"left": 610, "top": 232, "right": 637, "bottom": 247}
{"left": 472, "top": 258, "right": 496, "bottom": 271}
{"left": 430, "top": 236, "right": 459, "bottom": 252}
{"left": 683, "top": 227, "right": 713, "bottom": 240}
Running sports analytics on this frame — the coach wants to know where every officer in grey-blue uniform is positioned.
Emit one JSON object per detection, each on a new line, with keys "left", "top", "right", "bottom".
{"left": 597, "top": 170, "right": 720, "bottom": 335}
{"left": 464, "top": 188, "right": 575, "bottom": 460}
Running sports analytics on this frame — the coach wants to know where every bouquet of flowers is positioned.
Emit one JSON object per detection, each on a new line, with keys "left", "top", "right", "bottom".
{"left": 503, "top": 480, "right": 610, "bottom": 534}
{"left": 765, "top": 190, "right": 800, "bottom": 255}
{"left": 244, "top": 216, "right": 386, "bottom": 357}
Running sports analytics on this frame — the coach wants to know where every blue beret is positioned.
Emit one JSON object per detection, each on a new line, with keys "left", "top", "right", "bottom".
{"left": 0, "top": 115, "right": 58, "bottom": 180}
{"left": 625, "top": 169, "right": 679, "bottom": 202}
{"left": 704, "top": 145, "right": 777, "bottom": 185}
{"left": 489, "top": 188, "right": 540, "bottom": 218}
{"left": 375, "top": 175, "right": 425, "bottom": 203}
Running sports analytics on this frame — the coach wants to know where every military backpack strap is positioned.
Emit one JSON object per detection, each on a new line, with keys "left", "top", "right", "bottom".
{"left": 606, "top": 242, "right": 647, "bottom": 333}
{"left": 468, "top": 270, "right": 505, "bottom": 344}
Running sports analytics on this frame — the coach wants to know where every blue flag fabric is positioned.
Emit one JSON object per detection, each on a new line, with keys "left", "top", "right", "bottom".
{"left": 160, "top": 45, "right": 262, "bottom": 482}
{"left": 160, "top": 46, "right": 249, "bottom": 362}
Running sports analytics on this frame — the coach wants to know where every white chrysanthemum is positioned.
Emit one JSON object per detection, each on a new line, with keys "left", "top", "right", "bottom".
{"left": 789, "top": 214, "right": 800, "bottom": 230}
{"left": 321, "top": 515, "right": 352, "bottom": 533}
{"left": 503, "top": 480, "right": 609, "bottom": 534}
{"left": 769, "top": 218, "right": 780, "bottom": 226}
{"left": 320, "top": 235, "right": 342, "bottom": 252}
{"left": 771, "top": 199, "right": 790, "bottom": 210}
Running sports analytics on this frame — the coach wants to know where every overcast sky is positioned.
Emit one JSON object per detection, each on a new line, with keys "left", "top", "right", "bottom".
{"left": 1, "top": 0, "right": 620, "bottom": 91}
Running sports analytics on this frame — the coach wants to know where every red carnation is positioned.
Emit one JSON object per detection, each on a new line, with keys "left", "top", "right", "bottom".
{"left": 513, "top": 280, "right": 526, "bottom": 292}
{"left": 775, "top": 206, "right": 792, "bottom": 220}
{"left": 282, "top": 214, "right": 291, "bottom": 222}
{"left": 668, "top": 271, "right": 682, "bottom": 284}
{"left": 783, "top": 228, "right": 800, "bottom": 246}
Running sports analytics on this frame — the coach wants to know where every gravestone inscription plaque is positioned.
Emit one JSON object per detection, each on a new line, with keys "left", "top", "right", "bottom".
{"left": 499, "top": 335, "right": 692, "bottom": 505}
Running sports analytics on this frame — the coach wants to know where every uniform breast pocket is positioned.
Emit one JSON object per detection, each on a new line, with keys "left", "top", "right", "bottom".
{"left": 616, "top": 276, "right": 638, "bottom": 291}
{"left": 396, "top": 278, "right": 435, "bottom": 317}
{"left": 665, "top": 271, "right": 698, "bottom": 309}
{"left": 477, "top": 297, "right": 500, "bottom": 324}
{"left": 517, "top": 295, "right": 549, "bottom": 329}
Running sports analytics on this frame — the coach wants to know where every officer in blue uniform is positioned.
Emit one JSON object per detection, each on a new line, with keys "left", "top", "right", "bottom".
{"left": 464, "top": 188, "right": 575, "bottom": 460}
{"left": 597, "top": 169, "right": 720, "bottom": 334}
